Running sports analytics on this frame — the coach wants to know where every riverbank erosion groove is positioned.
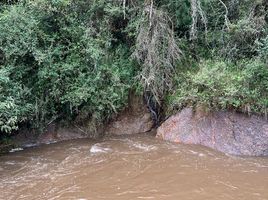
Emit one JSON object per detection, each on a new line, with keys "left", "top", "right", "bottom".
{"left": 157, "top": 108, "right": 268, "bottom": 156}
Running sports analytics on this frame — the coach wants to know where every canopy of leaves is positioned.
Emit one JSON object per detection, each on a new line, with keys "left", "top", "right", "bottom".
{"left": 0, "top": 0, "right": 267, "bottom": 135}
{"left": 0, "top": 0, "right": 137, "bottom": 133}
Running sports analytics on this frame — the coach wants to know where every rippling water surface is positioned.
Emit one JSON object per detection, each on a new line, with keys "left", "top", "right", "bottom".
{"left": 0, "top": 134, "right": 268, "bottom": 200}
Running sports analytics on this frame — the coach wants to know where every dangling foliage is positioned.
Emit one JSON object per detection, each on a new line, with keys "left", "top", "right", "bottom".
{"left": 132, "top": 5, "right": 181, "bottom": 104}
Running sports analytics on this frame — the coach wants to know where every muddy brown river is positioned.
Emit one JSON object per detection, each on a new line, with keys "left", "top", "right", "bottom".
{"left": 0, "top": 134, "right": 268, "bottom": 200}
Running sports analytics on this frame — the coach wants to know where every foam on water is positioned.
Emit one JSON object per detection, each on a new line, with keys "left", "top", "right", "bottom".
{"left": 9, "top": 148, "right": 24, "bottom": 153}
{"left": 90, "top": 143, "right": 112, "bottom": 154}
{"left": 132, "top": 142, "right": 158, "bottom": 151}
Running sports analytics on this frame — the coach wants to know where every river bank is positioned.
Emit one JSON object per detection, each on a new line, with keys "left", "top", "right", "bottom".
{"left": 1, "top": 103, "right": 268, "bottom": 157}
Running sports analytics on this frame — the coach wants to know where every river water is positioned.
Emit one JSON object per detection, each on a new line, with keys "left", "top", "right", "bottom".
{"left": 0, "top": 134, "right": 268, "bottom": 200}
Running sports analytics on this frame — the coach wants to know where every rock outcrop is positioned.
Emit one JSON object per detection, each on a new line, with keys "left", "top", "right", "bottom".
{"left": 157, "top": 107, "right": 268, "bottom": 156}
{"left": 11, "top": 124, "right": 90, "bottom": 147}
{"left": 7, "top": 93, "right": 153, "bottom": 152}
{"left": 105, "top": 93, "right": 154, "bottom": 135}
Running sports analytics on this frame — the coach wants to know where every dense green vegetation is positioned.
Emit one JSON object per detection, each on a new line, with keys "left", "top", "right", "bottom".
{"left": 0, "top": 0, "right": 267, "bottom": 136}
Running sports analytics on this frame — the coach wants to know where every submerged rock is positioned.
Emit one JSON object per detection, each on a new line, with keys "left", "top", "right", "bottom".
{"left": 157, "top": 108, "right": 268, "bottom": 156}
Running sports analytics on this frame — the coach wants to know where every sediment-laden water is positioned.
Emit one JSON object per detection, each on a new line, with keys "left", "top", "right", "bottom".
{"left": 0, "top": 134, "right": 268, "bottom": 200}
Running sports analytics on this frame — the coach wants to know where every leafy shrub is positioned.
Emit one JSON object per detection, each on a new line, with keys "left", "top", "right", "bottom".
{"left": 0, "top": 1, "right": 136, "bottom": 134}
{"left": 168, "top": 59, "right": 268, "bottom": 115}
{"left": 0, "top": 68, "right": 33, "bottom": 133}
{"left": 221, "top": 17, "right": 267, "bottom": 60}
{"left": 259, "top": 35, "right": 268, "bottom": 63}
